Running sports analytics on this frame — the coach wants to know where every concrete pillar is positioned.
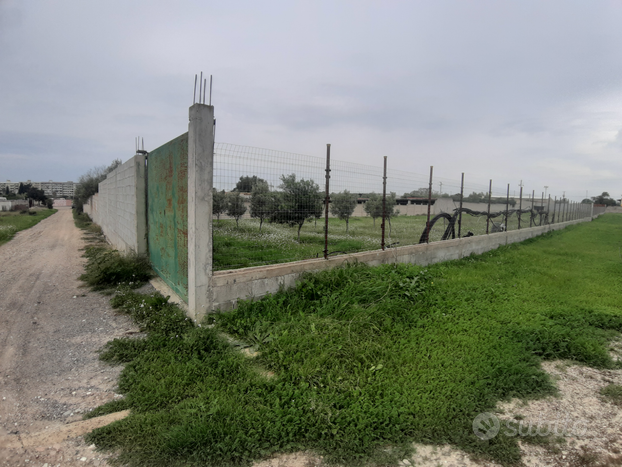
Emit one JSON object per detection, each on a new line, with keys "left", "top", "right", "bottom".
{"left": 188, "top": 104, "right": 214, "bottom": 320}
{"left": 134, "top": 154, "right": 147, "bottom": 255}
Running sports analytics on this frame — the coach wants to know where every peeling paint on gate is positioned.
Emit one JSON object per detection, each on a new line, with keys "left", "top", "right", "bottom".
{"left": 147, "top": 132, "right": 188, "bottom": 302}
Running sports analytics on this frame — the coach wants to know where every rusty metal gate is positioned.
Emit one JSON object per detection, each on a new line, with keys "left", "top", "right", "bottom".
{"left": 147, "top": 132, "right": 189, "bottom": 302}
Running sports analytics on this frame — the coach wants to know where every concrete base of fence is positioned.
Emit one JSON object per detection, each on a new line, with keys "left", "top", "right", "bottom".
{"left": 211, "top": 216, "right": 596, "bottom": 312}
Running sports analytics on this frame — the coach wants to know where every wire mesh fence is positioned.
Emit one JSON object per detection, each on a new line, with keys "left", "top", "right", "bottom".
{"left": 213, "top": 143, "right": 595, "bottom": 271}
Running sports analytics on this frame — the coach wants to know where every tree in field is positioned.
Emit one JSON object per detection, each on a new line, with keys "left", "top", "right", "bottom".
{"left": 74, "top": 159, "right": 122, "bottom": 212}
{"left": 591, "top": 192, "right": 617, "bottom": 206}
{"left": 272, "top": 174, "right": 322, "bottom": 241}
{"left": 226, "top": 192, "right": 247, "bottom": 227}
{"left": 330, "top": 190, "right": 357, "bottom": 233}
{"left": 364, "top": 193, "right": 399, "bottom": 230}
{"left": 27, "top": 186, "right": 47, "bottom": 204}
{"left": 233, "top": 175, "right": 268, "bottom": 193}
{"left": 363, "top": 194, "right": 383, "bottom": 227}
{"left": 249, "top": 180, "right": 272, "bottom": 232}
{"left": 212, "top": 189, "right": 227, "bottom": 221}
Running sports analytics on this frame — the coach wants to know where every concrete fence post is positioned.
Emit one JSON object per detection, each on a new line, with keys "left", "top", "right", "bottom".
{"left": 134, "top": 154, "right": 147, "bottom": 255}
{"left": 188, "top": 104, "right": 214, "bottom": 321}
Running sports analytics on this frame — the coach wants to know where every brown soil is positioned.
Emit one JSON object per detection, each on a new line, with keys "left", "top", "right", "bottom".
{"left": 0, "top": 208, "right": 136, "bottom": 467}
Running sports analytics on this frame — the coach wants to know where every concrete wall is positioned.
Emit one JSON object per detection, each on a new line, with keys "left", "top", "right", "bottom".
{"left": 0, "top": 200, "right": 29, "bottom": 212}
{"left": 83, "top": 155, "right": 146, "bottom": 254}
{"left": 212, "top": 216, "right": 598, "bottom": 311}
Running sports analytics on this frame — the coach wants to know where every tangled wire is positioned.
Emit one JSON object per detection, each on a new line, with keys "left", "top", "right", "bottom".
{"left": 418, "top": 207, "right": 550, "bottom": 244}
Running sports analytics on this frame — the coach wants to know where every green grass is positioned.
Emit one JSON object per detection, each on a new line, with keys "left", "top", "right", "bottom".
{"left": 79, "top": 246, "right": 153, "bottom": 291}
{"left": 213, "top": 211, "right": 564, "bottom": 271}
{"left": 600, "top": 384, "right": 622, "bottom": 406}
{"left": 0, "top": 209, "right": 58, "bottom": 246}
{"left": 87, "top": 214, "right": 622, "bottom": 467}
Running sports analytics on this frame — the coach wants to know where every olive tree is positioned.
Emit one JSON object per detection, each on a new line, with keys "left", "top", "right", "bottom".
{"left": 271, "top": 174, "right": 322, "bottom": 241}
{"left": 330, "top": 190, "right": 357, "bottom": 233}
{"left": 249, "top": 180, "right": 272, "bottom": 232}
{"left": 226, "top": 192, "right": 247, "bottom": 227}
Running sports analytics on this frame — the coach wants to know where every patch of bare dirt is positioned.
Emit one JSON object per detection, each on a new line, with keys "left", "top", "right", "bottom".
{"left": 0, "top": 208, "right": 136, "bottom": 466}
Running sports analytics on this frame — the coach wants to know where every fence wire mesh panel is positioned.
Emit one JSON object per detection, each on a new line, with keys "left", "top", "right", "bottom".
{"left": 213, "top": 143, "right": 594, "bottom": 271}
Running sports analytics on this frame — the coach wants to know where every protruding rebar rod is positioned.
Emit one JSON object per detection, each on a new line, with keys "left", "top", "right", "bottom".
{"left": 458, "top": 173, "right": 464, "bottom": 238}
{"left": 193, "top": 74, "right": 197, "bottom": 104}
{"left": 518, "top": 186, "right": 523, "bottom": 229}
{"left": 323, "top": 144, "right": 331, "bottom": 259}
{"left": 199, "top": 72, "right": 203, "bottom": 103}
{"left": 486, "top": 179, "right": 492, "bottom": 234}
{"left": 426, "top": 166, "right": 433, "bottom": 243}
{"left": 209, "top": 75, "right": 213, "bottom": 105}
{"left": 381, "top": 156, "right": 388, "bottom": 250}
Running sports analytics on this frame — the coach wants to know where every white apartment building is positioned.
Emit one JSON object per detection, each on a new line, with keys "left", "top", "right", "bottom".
{"left": 0, "top": 180, "right": 76, "bottom": 198}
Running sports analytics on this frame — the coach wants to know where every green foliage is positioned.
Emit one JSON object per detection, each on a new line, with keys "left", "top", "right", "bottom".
{"left": 591, "top": 191, "right": 618, "bottom": 206}
{"left": 79, "top": 246, "right": 153, "bottom": 290}
{"left": 212, "top": 189, "right": 227, "bottom": 221}
{"left": 88, "top": 215, "right": 622, "bottom": 467}
{"left": 363, "top": 193, "right": 398, "bottom": 227}
{"left": 249, "top": 180, "right": 272, "bottom": 231}
{"left": 233, "top": 175, "right": 268, "bottom": 193}
{"left": 600, "top": 383, "right": 622, "bottom": 406}
{"left": 330, "top": 190, "right": 357, "bottom": 233}
{"left": 225, "top": 192, "right": 247, "bottom": 228}
{"left": 74, "top": 159, "right": 122, "bottom": 212}
{"left": 270, "top": 174, "right": 323, "bottom": 241}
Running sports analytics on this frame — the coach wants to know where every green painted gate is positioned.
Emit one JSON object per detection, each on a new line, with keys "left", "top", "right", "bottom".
{"left": 147, "top": 132, "right": 189, "bottom": 302}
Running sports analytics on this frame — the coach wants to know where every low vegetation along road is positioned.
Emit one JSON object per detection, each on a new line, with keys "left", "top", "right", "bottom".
{"left": 0, "top": 208, "right": 137, "bottom": 466}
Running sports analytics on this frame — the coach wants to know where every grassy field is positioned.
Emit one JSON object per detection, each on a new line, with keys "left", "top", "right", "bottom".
{"left": 214, "top": 211, "right": 571, "bottom": 270}
{"left": 85, "top": 214, "right": 622, "bottom": 466}
{"left": 0, "top": 209, "right": 58, "bottom": 247}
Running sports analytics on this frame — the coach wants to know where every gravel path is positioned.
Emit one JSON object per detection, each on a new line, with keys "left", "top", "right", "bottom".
{"left": 0, "top": 208, "right": 137, "bottom": 467}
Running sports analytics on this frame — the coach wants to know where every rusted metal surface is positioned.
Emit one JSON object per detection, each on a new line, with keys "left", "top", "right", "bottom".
{"left": 323, "top": 144, "right": 330, "bottom": 260}
{"left": 147, "top": 132, "right": 189, "bottom": 302}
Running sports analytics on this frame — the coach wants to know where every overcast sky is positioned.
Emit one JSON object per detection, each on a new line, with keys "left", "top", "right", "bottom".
{"left": 1, "top": 0, "right": 622, "bottom": 201}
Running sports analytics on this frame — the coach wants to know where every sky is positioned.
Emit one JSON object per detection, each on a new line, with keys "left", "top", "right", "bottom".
{"left": 1, "top": 0, "right": 622, "bottom": 201}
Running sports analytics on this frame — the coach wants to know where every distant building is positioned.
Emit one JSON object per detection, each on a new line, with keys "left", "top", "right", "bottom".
{"left": 0, "top": 180, "right": 76, "bottom": 198}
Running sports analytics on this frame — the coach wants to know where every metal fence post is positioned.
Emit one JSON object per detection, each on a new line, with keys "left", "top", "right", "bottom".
{"left": 486, "top": 179, "right": 492, "bottom": 234}
{"left": 529, "top": 189, "right": 535, "bottom": 228}
{"left": 458, "top": 173, "right": 464, "bottom": 238}
{"left": 518, "top": 186, "right": 523, "bottom": 229}
{"left": 553, "top": 196, "right": 557, "bottom": 223}
{"left": 547, "top": 195, "right": 551, "bottom": 225}
{"left": 540, "top": 191, "right": 544, "bottom": 225}
{"left": 505, "top": 184, "right": 510, "bottom": 230}
{"left": 323, "top": 144, "right": 331, "bottom": 260}
{"left": 426, "top": 166, "right": 433, "bottom": 243}
{"left": 381, "top": 156, "right": 387, "bottom": 251}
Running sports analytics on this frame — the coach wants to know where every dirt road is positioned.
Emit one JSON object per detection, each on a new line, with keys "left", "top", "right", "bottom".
{"left": 0, "top": 208, "right": 137, "bottom": 467}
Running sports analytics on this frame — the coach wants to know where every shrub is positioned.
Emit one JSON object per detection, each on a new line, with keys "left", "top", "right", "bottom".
{"left": 79, "top": 246, "right": 153, "bottom": 290}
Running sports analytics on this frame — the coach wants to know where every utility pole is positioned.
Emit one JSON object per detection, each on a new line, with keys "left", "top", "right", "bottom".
{"left": 439, "top": 181, "right": 443, "bottom": 196}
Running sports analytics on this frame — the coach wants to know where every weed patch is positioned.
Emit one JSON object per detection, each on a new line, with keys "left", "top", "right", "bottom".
{"left": 600, "top": 384, "right": 622, "bottom": 406}
{"left": 87, "top": 214, "right": 622, "bottom": 467}
{"left": 79, "top": 247, "right": 152, "bottom": 290}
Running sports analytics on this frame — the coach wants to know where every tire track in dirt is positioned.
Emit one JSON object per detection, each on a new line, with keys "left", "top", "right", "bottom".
{"left": 0, "top": 208, "right": 138, "bottom": 466}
